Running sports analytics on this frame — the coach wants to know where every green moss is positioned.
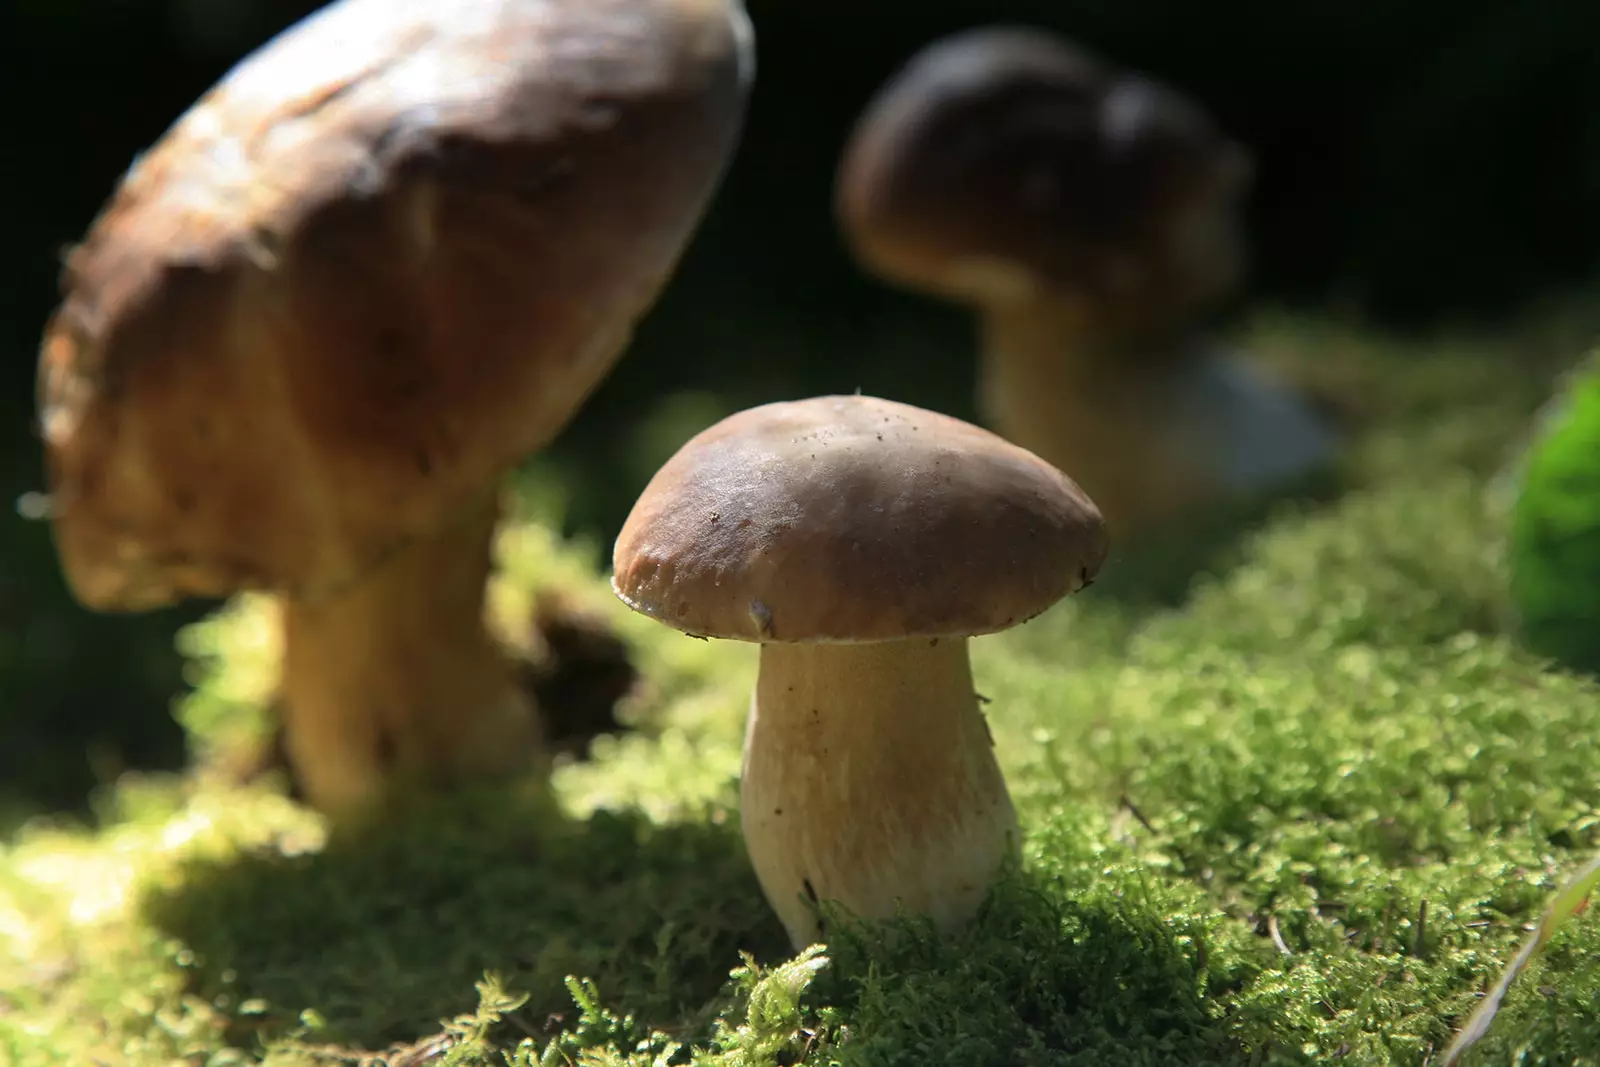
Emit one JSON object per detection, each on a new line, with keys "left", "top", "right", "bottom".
{"left": 1138, "top": 474, "right": 1511, "bottom": 657}
{"left": 4, "top": 318, "right": 1600, "bottom": 1066}
{"left": 1510, "top": 354, "right": 1600, "bottom": 674}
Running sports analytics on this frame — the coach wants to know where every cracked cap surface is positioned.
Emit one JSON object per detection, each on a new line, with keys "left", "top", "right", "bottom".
{"left": 612, "top": 394, "right": 1108, "bottom": 643}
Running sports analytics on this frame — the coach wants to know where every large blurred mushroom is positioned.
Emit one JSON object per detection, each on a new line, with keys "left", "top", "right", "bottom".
{"left": 612, "top": 394, "right": 1108, "bottom": 948}
{"left": 836, "top": 25, "right": 1334, "bottom": 533}
{"left": 36, "top": 0, "right": 755, "bottom": 821}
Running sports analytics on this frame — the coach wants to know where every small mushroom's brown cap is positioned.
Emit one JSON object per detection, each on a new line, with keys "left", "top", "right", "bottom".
{"left": 836, "top": 25, "right": 1249, "bottom": 321}
{"left": 612, "top": 394, "right": 1108, "bottom": 643}
{"left": 39, "top": 0, "right": 754, "bottom": 611}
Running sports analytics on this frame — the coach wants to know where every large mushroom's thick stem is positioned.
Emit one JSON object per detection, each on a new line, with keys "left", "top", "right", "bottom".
{"left": 278, "top": 494, "right": 544, "bottom": 819}
{"left": 741, "top": 637, "right": 1018, "bottom": 948}
{"left": 978, "top": 302, "right": 1217, "bottom": 532}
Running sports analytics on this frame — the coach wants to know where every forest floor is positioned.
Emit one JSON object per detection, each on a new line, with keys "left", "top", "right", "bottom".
{"left": 3, "top": 314, "right": 1598, "bottom": 1066}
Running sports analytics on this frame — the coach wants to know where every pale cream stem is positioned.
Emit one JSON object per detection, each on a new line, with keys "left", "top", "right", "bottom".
{"left": 741, "top": 636, "right": 1018, "bottom": 948}
{"left": 976, "top": 301, "right": 1213, "bottom": 531}
{"left": 278, "top": 493, "right": 544, "bottom": 820}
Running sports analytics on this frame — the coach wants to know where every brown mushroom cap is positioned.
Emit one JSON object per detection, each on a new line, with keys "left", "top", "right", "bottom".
{"left": 39, "top": 0, "right": 754, "bottom": 611}
{"left": 612, "top": 394, "right": 1107, "bottom": 643}
{"left": 835, "top": 25, "right": 1249, "bottom": 317}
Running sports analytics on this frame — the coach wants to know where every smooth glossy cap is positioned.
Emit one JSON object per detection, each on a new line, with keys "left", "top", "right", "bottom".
{"left": 39, "top": 0, "right": 755, "bottom": 611}
{"left": 836, "top": 25, "right": 1248, "bottom": 316}
{"left": 612, "top": 394, "right": 1108, "bottom": 642}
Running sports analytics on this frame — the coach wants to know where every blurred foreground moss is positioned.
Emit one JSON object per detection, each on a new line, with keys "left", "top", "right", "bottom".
{"left": 4, "top": 320, "right": 1600, "bottom": 1065}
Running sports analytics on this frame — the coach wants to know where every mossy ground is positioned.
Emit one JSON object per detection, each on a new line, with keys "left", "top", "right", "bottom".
{"left": 3, "top": 316, "right": 1599, "bottom": 1066}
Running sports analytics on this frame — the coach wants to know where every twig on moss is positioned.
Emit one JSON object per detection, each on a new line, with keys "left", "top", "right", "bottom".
{"left": 1267, "top": 913, "right": 1294, "bottom": 958}
{"left": 1440, "top": 851, "right": 1600, "bottom": 1066}
{"left": 1120, "top": 794, "right": 1156, "bottom": 835}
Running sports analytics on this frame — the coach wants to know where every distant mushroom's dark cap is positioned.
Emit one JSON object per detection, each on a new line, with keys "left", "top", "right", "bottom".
{"left": 835, "top": 24, "right": 1248, "bottom": 312}
{"left": 612, "top": 394, "right": 1109, "bottom": 642}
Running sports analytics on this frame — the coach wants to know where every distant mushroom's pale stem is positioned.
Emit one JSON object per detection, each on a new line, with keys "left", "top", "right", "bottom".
{"left": 278, "top": 494, "right": 544, "bottom": 820}
{"left": 741, "top": 637, "right": 1019, "bottom": 948}
{"left": 977, "top": 301, "right": 1213, "bottom": 530}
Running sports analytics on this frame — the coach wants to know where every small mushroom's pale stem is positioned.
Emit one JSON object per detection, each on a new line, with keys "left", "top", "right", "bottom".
{"left": 977, "top": 301, "right": 1216, "bottom": 532}
{"left": 742, "top": 636, "right": 1018, "bottom": 949}
{"left": 278, "top": 494, "right": 544, "bottom": 820}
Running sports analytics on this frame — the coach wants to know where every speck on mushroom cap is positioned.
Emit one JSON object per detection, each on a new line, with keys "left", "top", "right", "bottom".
{"left": 835, "top": 24, "right": 1248, "bottom": 313}
{"left": 38, "top": 0, "right": 753, "bottom": 611}
{"left": 612, "top": 394, "right": 1108, "bottom": 643}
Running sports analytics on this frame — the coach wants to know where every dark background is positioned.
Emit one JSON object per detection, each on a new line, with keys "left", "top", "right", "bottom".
{"left": 2, "top": 0, "right": 1598, "bottom": 817}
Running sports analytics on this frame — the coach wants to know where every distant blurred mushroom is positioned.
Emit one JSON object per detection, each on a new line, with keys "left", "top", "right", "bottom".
{"left": 612, "top": 394, "right": 1108, "bottom": 948}
{"left": 36, "top": 0, "right": 755, "bottom": 820}
{"left": 836, "top": 25, "right": 1334, "bottom": 533}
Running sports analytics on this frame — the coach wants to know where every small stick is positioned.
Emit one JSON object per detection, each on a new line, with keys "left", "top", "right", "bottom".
{"left": 1268, "top": 913, "right": 1294, "bottom": 957}
{"left": 1120, "top": 794, "right": 1156, "bottom": 834}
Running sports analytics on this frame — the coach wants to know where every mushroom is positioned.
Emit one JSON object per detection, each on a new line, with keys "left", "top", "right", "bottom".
{"left": 611, "top": 394, "right": 1108, "bottom": 947}
{"left": 35, "top": 0, "right": 755, "bottom": 820}
{"left": 836, "top": 25, "right": 1334, "bottom": 533}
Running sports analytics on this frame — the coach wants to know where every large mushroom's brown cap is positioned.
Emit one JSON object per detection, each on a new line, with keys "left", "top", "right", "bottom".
{"left": 612, "top": 394, "right": 1107, "bottom": 643}
{"left": 836, "top": 25, "right": 1249, "bottom": 318}
{"left": 39, "top": 0, "right": 754, "bottom": 611}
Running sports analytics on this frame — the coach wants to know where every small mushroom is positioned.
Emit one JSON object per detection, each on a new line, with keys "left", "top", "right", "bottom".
{"left": 36, "top": 0, "right": 755, "bottom": 820}
{"left": 612, "top": 394, "right": 1108, "bottom": 947}
{"left": 836, "top": 25, "right": 1333, "bottom": 532}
